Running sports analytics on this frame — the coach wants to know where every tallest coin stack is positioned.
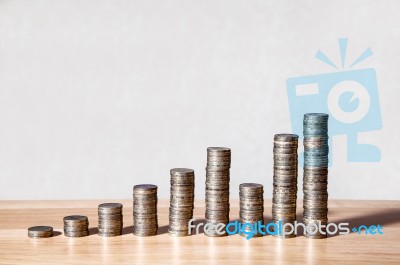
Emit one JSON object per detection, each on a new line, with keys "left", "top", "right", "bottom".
{"left": 205, "top": 147, "right": 231, "bottom": 237}
{"left": 303, "top": 113, "right": 329, "bottom": 239}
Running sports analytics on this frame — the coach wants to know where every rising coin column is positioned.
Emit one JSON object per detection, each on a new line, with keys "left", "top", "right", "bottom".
{"left": 239, "top": 183, "right": 264, "bottom": 237}
{"left": 98, "top": 203, "right": 123, "bottom": 237}
{"left": 169, "top": 168, "right": 195, "bottom": 236}
{"left": 303, "top": 113, "right": 329, "bottom": 239}
{"left": 133, "top": 184, "right": 158, "bottom": 237}
{"left": 205, "top": 147, "right": 231, "bottom": 237}
{"left": 63, "top": 215, "right": 89, "bottom": 237}
{"left": 272, "top": 134, "right": 298, "bottom": 238}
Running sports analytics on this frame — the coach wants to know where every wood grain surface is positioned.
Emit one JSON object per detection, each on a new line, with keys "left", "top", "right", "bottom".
{"left": 0, "top": 199, "right": 399, "bottom": 264}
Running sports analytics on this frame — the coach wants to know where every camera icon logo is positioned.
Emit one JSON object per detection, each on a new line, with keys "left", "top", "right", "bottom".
{"left": 287, "top": 38, "right": 382, "bottom": 163}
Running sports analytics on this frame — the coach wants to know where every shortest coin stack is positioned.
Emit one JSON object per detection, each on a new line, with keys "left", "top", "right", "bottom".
{"left": 239, "top": 183, "right": 264, "bottom": 238}
{"left": 133, "top": 184, "right": 158, "bottom": 237}
{"left": 98, "top": 203, "right": 123, "bottom": 237}
{"left": 28, "top": 226, "right": 53, "bottom": 238}
{"left": 63, "top": 215, "right": 89, "bottom": 237}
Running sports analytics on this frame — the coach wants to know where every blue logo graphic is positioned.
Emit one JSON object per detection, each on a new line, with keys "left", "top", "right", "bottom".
{"left": 287, "top": 38, "right": 382, "bottom": 163}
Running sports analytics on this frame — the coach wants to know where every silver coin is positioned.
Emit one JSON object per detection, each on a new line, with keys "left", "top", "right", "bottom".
{"left": 28, "top": 226, "right": 53, "bottom": 238}
{"left": 63, "top": 215, "right": 88, "bottom": 223}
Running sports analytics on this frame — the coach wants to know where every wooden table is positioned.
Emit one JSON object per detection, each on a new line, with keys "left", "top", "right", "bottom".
{"left": 0, "top": 200, "right": 399, "bottom": 264}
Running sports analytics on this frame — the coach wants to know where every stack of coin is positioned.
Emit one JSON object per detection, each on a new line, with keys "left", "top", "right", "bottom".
{"left": 169, "top": 168, "right": 195, "bottom": 236}
{"left": 98, "top": 203, "right": 123, "bottom": 237}
{"left": 63, "top": 215, "right": 89, "bottom": 237}
{"left": 28, "top": 226, "right": 53, "bottom": 238}
{"left": 239, "top": 183, "right": 264, "bottom": 238}
{"left": 303, "top": 113, "right": 329, "bottom": 239}
{"left": 272, "top": 134, "right": 298, "bottom": 238}
{"left": 205, "top": 147, "right": 231, "bottom": 237}
{"left": 133, "top": 184, "right": 158, "bottom": 237}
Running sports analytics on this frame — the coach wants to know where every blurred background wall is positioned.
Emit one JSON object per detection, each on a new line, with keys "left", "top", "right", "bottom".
{"left": 0, "top": 0, "right": 398, "bottom": 199}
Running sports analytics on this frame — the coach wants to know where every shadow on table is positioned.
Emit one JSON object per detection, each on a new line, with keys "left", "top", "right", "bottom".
{"left": 159, "top": 219, "right": 209, "bottom": 235}
{"left": 122, "top": 226, "right": 133, "bottom": 235}
{"left": 312, "top": 209, "right": 400, "bottom": 237}
{"left": 158, "top": 218, "right": 208, "bottom": 235}
{"left": 120, "top": 225, "right": 170, "bottom": 235}
{"left": 89, "top": 227, "right": 98, "bottom": 235}
{"left": 52, "top": 231, "right": 62, "bottom": 237}
{"left": 329, "top": 208, "right": 400, "bottom": 237}
{"left": 262, "top": 208, "right": 400, "bottom": 238}
{"left": 158, "top": 225, "right": 168, "bottom": 235}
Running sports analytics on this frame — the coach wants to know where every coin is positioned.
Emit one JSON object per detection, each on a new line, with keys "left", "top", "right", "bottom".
{"left": 98, "top": 203, "right": 123, "bottom": 213}
{"left": 28, "top": 226, "right": 53, "bottom": 238}
{"left": 303, "top": 113, "right": 329, "bottom": 239}
{"left": 63, "top": 215, "right": 88, "bottom": 223}
{"left": 271, "top": 133, "right": 298, "bottom": 238}
{"left": 168, "top": 168, "right": 195, "bottom": 237}
{"left": 205, "top": 147, "right": 231, "bottom": 237}
{"left": 133, "top": 184, "right": 158, "bottom": 237}
{"left": 98, "top": 202, "right": 123, "bottom": 237}
{"left": 239, "top": 183, "right": 264, "bottom": 238}
{"left": 63, "top": 215, "right": 89, "bottom": 237}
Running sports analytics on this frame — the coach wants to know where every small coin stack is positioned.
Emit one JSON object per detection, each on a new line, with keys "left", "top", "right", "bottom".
{"left": 272, "top": 133, "right": 299, "bottom": 238}
{"left": 205, "top": 147, "right": 231, "bottom": 237}
{"left": 63, "top": 215, "right": 89, "bottom": 237}
{"left": 98, "top": 203, "right": 123, "bottom": 237}
{"left": 133, "top": 184, "right": 158, "bottom": 237}
{"left": 28, "top": 226, "right": 53, "bottom": 238}
{"left": 239, "top": 183, "right": 264, "bottom": 237}
{"left": 303, "top": 113, "right": 329, "bottom": 239}
{"left": 169, "top": 168, "right": 195, "bottom": 236}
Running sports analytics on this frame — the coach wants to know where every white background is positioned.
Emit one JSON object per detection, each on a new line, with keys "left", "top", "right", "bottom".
{"left": 0, "top": 0, "right": 399, "bottom": 200}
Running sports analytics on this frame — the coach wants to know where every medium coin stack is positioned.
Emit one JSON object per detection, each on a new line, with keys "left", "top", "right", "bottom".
{"left": 98, "top": 203, "right": 123, "bottom": 237}
{"left": 303, "top": 113, "right": 329, "bottom": 239}
{"left": 169, "top": 168, "right": 195, "bottom": 236}
{"left": 28, "top": 226, "right": 53, "bottom": 238}
{"left": 205, "top": 147, "right": 231, "bottom": 237}
{"left": 239, "top": 183, "right": 264, "bottom": 237}
{"left": 272, "top": 134, "right": 299, "bottom": 238}
{"left": 133, "top": 184, "right": 158, "bottom": 237}
{"left": 63, "top": 215, "right": 89, "bottom": 237}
